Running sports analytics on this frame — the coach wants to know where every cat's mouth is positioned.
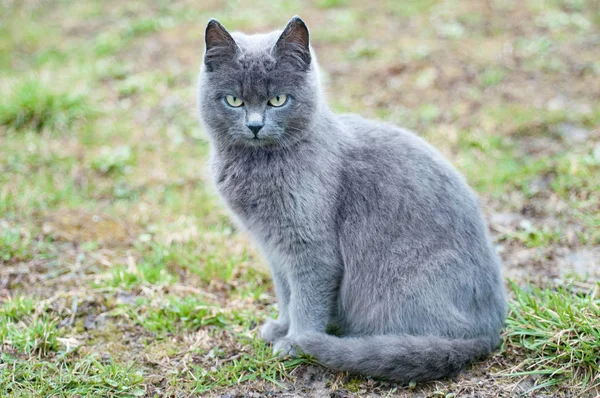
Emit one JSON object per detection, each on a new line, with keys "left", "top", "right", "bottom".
{"left": 230, "top": 129, "right": 281, "bottom": 147}
{"left": 241, "top": 133, "right": 277, "bottom": 144}
{"left": 240, "top": 135, "right": 281, "bottom": 148}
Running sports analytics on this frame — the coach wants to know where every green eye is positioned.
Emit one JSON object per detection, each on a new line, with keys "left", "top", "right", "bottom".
{"left": 225, "top": 95, "right": 244, "bottom": 107}
{"left": 268, "top": 94, "right": 288, "bottom": 107}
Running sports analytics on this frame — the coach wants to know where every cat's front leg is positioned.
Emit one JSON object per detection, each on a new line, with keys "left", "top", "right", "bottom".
{"left": 260, "top": 267, "right": 290, "bottom": 343}
{"left": 273, "top": 256, "right": 340, "bottom": 356}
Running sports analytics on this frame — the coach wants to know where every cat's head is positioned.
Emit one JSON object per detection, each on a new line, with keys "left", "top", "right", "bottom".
{"left": 198, "top": 17, "right": 322, "bottom": 148}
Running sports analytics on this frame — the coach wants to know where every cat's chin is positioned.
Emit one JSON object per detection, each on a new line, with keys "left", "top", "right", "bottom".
{"left": 233, "top": 136, "right": 280, "bottom": 148}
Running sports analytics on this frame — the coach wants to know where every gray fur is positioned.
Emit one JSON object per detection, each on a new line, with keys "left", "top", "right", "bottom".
{"left": 197, "top": 16, "right": 507, "bottom": 384}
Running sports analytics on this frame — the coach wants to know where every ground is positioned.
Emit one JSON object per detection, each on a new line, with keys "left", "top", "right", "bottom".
{"left": 0, "top": 0, "right": 599, "bottom": 397}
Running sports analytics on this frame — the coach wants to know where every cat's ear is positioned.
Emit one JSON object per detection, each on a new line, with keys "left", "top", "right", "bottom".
{"left": 204, "top": 19, "right": 238, "bottom": 71}
{"left": 274, "top": 16, "right": 311, "bottom": 70}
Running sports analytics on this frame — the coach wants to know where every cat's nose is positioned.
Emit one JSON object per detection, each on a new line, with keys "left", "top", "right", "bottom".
{"left": 247, "top": 122, "right": 264, "bottom": 137}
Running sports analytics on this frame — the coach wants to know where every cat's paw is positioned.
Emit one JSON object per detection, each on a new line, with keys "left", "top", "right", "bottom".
{"left": 273, "top": 337, "right": 299, "bottom": 357}
{"left": 260, "top": 319, "right": 289, "bottom": 343}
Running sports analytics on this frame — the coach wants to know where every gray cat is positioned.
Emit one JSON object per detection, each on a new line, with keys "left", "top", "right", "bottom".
{"left": 197, "top": 16, "right": 507, "bottom": 383}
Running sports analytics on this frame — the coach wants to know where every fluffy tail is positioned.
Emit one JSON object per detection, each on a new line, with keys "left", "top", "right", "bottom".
{"left": 296, "top": 332, "right": 494, "bottom": 383}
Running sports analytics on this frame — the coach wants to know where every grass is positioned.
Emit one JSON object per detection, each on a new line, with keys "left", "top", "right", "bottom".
{"left": 91, "top": 145, "right": 134, "bottom": 175}
{"left": 0, "top": 76, "right": 91, "bottom": 132}
{"left": 116, "top": 295, "right": 233, "bottom": 334}
{"left": 511, "top": 225, "right": 563, "bottom": 248}
{"left": 386, "top": 0, "right": 440, "bottom": 17}
{"left": 191, "top": 338, "right": 311, "bottom": 394}
{"left": 504, "top": 282, "right": 600, "bottom": 394}
{"left": 102, "top": 261, "right": 177, "bottom": 289}
{"left": 315, "top": 0, "right": 350, "bottom": 8}
{"left": 0, "top": 297, "right": 61, "bottom": 356}
{"left": 456, "top": 131, "right": 600, "bottom": 245}
{"left": 0, "top": 226, "right": 33, "bottom": 262}
{"left": 1, "top": 0, "right": 599, "bottom": 396}
{"left": 0, "top": 354, "right": 146, "bottom": 397}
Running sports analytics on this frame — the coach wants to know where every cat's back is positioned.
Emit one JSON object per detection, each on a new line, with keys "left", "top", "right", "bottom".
{"left": 337, "top": 113, "right": 469, "bottom": 193}
{"left": 334, "top": 113, "right": 485, "bottom": 243}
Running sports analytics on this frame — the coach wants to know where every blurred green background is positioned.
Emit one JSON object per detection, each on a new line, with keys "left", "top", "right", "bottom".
{"left": 1, "top": 0, "right": 599, "bottom": 396}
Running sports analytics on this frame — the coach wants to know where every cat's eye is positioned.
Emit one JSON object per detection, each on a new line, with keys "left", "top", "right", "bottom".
{"left": 268, "top": 95, "right": 288, "bottom": 107}
{"left": 225, "top": 95, "right": 244, "bottom": 107}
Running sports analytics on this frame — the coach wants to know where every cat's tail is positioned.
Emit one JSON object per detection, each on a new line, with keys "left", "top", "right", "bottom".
{"left": 296, "top": 332, "right": 495, "bottom": 383}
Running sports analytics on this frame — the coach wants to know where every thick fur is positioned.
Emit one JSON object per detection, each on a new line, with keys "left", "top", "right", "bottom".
{"left": 298, "top": 333, "right": 494, "bottom": 383}
{"left": 198, "top": 16, "right": 507, "bottom": 383}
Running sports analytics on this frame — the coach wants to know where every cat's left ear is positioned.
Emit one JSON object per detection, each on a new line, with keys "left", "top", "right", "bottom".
{"left": 274, "top": 16, "right": 311, "bottom": 70}
{"left": 204, "top": 19, "right": 239, "bottom": 71}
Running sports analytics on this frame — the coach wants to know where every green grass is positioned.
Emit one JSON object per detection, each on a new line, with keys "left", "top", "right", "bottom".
{"left": 91, "top": 145, "right": 134, "bottom": 175}
{"left": 116, "top": 295, "right": 233, "bottom": 335}
{"left": 98, "top": 244, "right": 182, "bottom": 289}
{"left": 506, "top": 224, "right": 563, "bottom": 248}
{"left": 1, "top": 296, "right": 37, "bottom": 321}
{"left": 456, "top": 131, "right": 600, "bottom": 245}
{"left": 479, "top": 67, "right": 506, "bottom": 87}
{"left": 0, "top": 226, "right": 33, "bottom": 262}
{"left": 94, "top": 239, "right": 256, "bottom": 290}
{"left": 191, "top": 337, "right": 311, "bottom": 394}
{"left": 315, "top": 0, "right": 349, "bottom": 8}
{"left": 505, "top": 282, "right": 600, "bottom": 394}
{"left": 386, "top": 0, "right": 439, "bottom": 17}
{"left": 0, "top": 297, "right": 61, "bottom": 356}
{"left": 123, "top": 17, "right": 174, "bottom": 39}
{"left": 0, "top": 76, "right": 92, "bottom": 132}
{"left": 103, "top": 262, "right": 177, "bottom": 289}
{"left": 0, "top": 354, "right": 145, "bottom": 397}
{"left": 94, "top": 32, "right": 126, "bottom": 57}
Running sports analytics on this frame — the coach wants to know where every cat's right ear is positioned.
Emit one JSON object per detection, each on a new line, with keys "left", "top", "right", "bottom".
{"left": 204, "top": 19, "right": 238, "bottom": 72}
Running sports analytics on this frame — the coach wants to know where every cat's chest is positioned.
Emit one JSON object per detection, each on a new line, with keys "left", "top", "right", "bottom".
{"left": 216, "top": 161, "right": 298, "bottom": 217}
{"left": 212, "top": 151, "right": 331, "bottom": 248}
{"left": 213, "top": 153, "right": 317, "bottom": 220}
